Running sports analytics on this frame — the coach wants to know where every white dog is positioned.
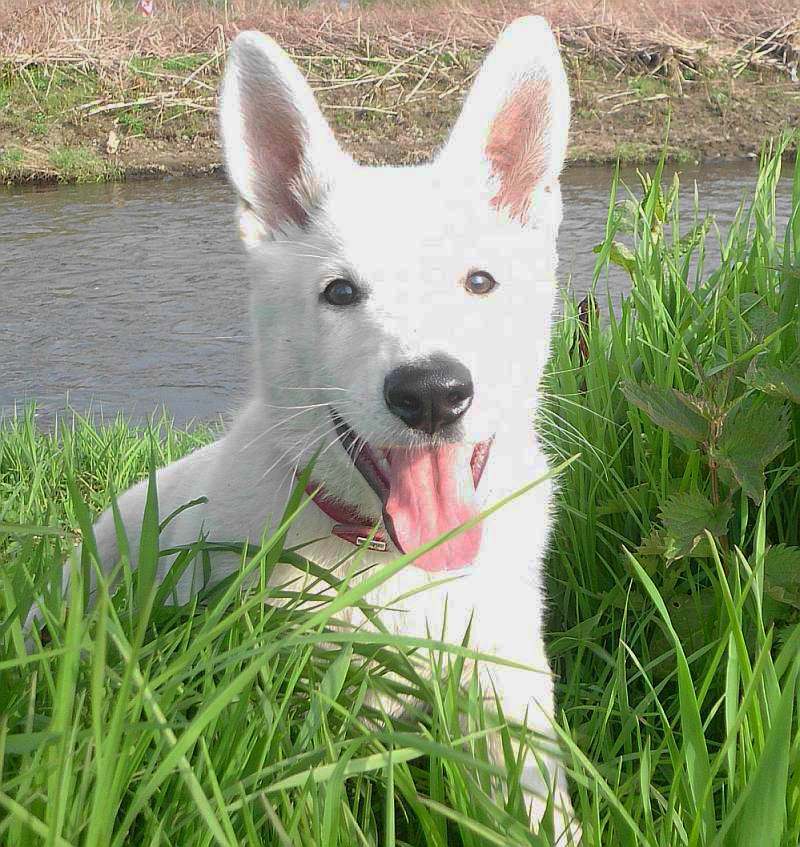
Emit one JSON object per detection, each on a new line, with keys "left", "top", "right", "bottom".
{"left": 74, "top": 16, "right": 576, "bottom": 840}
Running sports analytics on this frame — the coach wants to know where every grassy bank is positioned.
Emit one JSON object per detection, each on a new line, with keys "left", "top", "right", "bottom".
{"left": 2, "top": 136, "right": 800, "bottom": 845}
{"left": 1, "top": 0, "right": 799, "bottom": 183}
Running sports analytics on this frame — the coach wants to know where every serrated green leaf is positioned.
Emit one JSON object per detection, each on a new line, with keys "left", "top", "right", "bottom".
{"left": 677, "top": 218, "right": 712, "bottom": 256}
{"left": 592, "top": 240, "right": 637, "bottom": 274}
{"left": 745, "top": 364, "right": 800, "bottom": 404}
{"left": 636, "top": 528, "right": 670, "bottom": 557}
{"left": 637, "top": 531, "right": 715, "bottom": 560}
{"left": 763, "top": 544, "right": 800, "bottom": 609}
{"left": 649, "top": 590, "right": 721, "bottom": 668}
{"left": 596, "top": 483, "right": 650, "bottom": 516}
{"left": 672, "top": 391, "right": 723, "bottom": 422}
{"left": 740, "top": 294, "right": 780, "bottom": 341}
{"left": 621, "top": 382, "right": 708, "bottom": 441}
{"left": 658, "top": 492, "right": 733, "bottom": 560}
{"left": 711, "top": 398, "right": 791, "bottom": 502}
{"left": 667, "top": 590, "right": 720, "bottom": 651}
{"left": 612, "top": 197, "right": 640, "bottom": 234}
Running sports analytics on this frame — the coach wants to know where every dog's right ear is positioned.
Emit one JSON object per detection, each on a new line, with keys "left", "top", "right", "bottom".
{"left": 220, "top": 31, "right": 348, "bottom": 244}
{"left": 436, "top": 17, "right": 570, "bottom": 228}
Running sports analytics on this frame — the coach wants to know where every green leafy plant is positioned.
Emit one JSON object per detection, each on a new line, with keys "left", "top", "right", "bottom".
{"left": 543, "top": 132, "right": 800, "bottom": 844}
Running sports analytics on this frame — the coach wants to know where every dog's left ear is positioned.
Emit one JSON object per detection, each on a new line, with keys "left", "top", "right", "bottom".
{"left": 219, "top": 31, "right": 350, "bottom": 244}
{"left": 437, "top": 17, "right": 570, "bottom": 225}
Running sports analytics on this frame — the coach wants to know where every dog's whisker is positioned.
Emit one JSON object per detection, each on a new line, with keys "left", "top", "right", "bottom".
{"left": 279, "top": 429, "right": 340, "bottom": 493}
{"left": 542, "top": 391, "right": 615, "bottom": 422}
{"left": 262, "top": 384, "right": 375, "bottom": 409}
{"left": 260, "top": 419, "right": 344, "bottom": 486}
{"left": 239, "top": 405, "right": 330, "bottom": 453}
{"left": 239, "top": 400, "right": 361, "bottom": 454}
{"left": 267, "top": 238, "right": 332, "bottom": 250}
{"left": 256, "top": 414, "right": 336, "bottom": 467}
{"left": 542, "top": 412, "right": 606, "bottom": 460}
{"left": 258, "top": 432, "right": 331, "bottom": 488}
{"left": 258, "top": 400, "right": 356, "bottom": 412}
{"left": 544, "top": 364, "right": 590, "bottom": 378}
{"left": 262, "top": 241, "right": 332, "bottom": 257}
{"left": 267, "top": 386, "right": 375, "bottom": 403}
{"left": 279, "top": 252, "right": 333, "bottom": 261}
{"left": 277, "top": 429, "right": 347, "bottom": 496}
{"left": 270, "top": 385, "right": 354, "bottom": 394}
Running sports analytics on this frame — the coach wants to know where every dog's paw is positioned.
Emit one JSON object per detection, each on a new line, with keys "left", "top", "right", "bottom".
{"left": 521, "top": 763, "right": 581, "bottom": 845}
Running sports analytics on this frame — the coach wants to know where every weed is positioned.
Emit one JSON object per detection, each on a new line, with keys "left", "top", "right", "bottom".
{"left": 630, "top": 76, "right": 671, "bottom": 98}
{"left": 117, "top": 111, "right": 146, "bottom": 136}
{"left": 0, "top": 145, "right": 26, "bottom": 182}
{"left": 0, "top": 146, "right": 23, "bottom": 162}
{"left": 48, "top": 146, "right": 118, "bottom": 182}
{"left": 544, "top": 133, "right": 800, "bottom": 844}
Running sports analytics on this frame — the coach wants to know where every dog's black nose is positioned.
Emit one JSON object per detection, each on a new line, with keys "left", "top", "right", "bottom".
{"left": 384, "top": 354, "right": 474, "bottom": 435}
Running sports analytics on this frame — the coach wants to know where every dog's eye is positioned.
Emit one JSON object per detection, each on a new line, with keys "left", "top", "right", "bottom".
{"left": 464, "top": 270, "right": 498, "bottom": 296}
{"left": 323, "top": 279, "right": 360, "bottom": 306}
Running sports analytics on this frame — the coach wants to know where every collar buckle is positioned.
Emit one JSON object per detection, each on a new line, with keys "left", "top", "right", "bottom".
{"left": 331, "top": 522, "right": 389, "bottom": 552}
{"left": 355, "top": 536, "right": 388, "bottom": 552}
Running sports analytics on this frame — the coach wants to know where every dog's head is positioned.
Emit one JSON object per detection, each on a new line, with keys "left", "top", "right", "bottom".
{"left": 220, "top": 17, "right": 569, "bottom": 570}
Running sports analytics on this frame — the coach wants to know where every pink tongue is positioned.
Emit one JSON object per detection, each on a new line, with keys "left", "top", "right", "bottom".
{"left": 384, "top": 444, "right": 482, "bottom": 572}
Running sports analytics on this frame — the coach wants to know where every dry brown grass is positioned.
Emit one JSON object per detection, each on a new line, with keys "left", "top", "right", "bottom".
{"left": 2, "top": 0, "right": 798, "bottom": 183}
{"left": 1, "top": 0, "right": 798, "bottom": 78}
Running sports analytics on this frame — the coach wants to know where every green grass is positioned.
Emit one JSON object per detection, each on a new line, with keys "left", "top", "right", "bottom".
{"left": 0, "top": 64, "right": 100, "bottom": 135}
{"left": 542, "top": 133, "right": 800, "bottom": 845}
{"left": 613, "top": 141, "right": 695, "bottom": 165}
{"left": 117, "top": 110, "right": 147, "bottom": 136}
{"left": 0, "top": 143, "right": 119, "bottom": 184}
{"left": 1, "top": 135, "right": 800, "bottom": 845}
{"left": 0, "top": 146, "right": 25, "bottom": 181}
{"left": 48, "top": 147, "right": 121, "bottom": 183}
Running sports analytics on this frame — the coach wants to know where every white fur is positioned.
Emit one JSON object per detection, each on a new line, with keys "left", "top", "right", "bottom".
{"left": 56, "top": 17, "right": 578, "bottom": 842}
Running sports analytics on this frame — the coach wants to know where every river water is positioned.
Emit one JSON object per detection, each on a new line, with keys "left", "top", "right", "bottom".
{"left": 1, "top": 162, "right": 794, "bottom": 425}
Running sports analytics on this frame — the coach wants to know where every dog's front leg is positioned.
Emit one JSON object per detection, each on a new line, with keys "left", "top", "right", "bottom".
{"left": 461, "top": 464, "right": 580, "bottom": 843}
{"left": 481, "top": 661, "right": 580, "bottom": 845}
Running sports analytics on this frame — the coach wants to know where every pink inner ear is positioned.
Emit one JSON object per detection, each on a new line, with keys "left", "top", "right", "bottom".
{"left": 242, "top": 80, "right": 309, "bottom": 230}
{"left": 485, "top": 79, "right": 551, "bottom": 224}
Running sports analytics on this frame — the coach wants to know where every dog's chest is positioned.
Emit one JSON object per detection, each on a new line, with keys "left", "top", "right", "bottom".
{"left": 283, "top": 515, "right": 546, "bottom": 657}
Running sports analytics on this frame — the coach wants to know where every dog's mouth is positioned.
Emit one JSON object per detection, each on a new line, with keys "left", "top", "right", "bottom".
{"left": 331, "top": 408, "right": 492, "bottom": 571}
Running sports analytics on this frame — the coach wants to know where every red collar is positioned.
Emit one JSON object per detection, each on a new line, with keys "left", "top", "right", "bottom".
{"left": 304, "top": 482, "right": 389, "bottom": 552}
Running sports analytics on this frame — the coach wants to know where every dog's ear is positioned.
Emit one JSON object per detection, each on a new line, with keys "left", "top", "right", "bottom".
{"left": 220, "top": 31, "right": 348, "bottom": 242}
{"left": 437, "top": 17, "right": 569, "bottom": 225}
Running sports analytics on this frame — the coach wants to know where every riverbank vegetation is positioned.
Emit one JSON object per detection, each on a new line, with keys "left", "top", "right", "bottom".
{"left": 2, "top": 136, "right": 799, "bottom": 844}
{"left": 1, "top": 0, "right": 799, "bottom": 183}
